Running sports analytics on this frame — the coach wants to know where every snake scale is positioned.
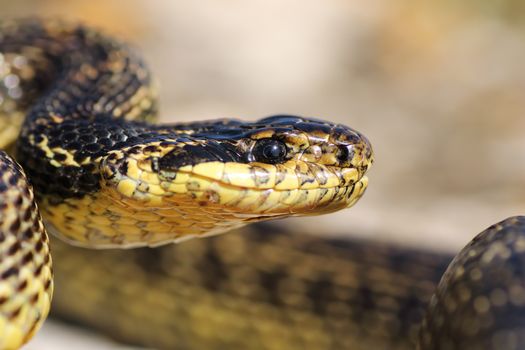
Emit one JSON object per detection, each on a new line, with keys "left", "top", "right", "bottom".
{"left": 0, "top": 18, "right": 524, "bottom": 350}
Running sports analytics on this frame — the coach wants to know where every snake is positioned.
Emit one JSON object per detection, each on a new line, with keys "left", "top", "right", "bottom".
{"left": 0, "top": 18, "right": 524, "bottom": 350}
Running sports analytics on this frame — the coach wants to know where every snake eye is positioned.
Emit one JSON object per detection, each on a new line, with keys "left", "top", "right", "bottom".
{"left": 252, "top": 139, "right": 287, "bottom": 164}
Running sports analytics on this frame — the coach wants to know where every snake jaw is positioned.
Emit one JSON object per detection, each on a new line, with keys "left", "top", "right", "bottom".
{"left": 102, "top": 153, "right": 367, "bottom": 207}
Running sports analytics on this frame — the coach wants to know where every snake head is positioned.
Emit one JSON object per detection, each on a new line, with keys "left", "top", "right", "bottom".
{"left": 95, "top": 115, "right": 373, "bottom": 246}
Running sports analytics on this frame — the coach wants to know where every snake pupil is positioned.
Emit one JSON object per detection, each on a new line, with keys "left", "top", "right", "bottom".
{"left": 253, "top": 139, "right": 287, "bottom": 164}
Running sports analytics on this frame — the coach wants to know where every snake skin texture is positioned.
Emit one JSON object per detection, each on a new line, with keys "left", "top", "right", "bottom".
{"left": 0, "top": 151, "right": 52, "bottom": 349}
{"left": 419, "top": 216, "right": 525, "bottom": 350}
{"left": 1, "top": 17, "right": 525, "bottom": 350}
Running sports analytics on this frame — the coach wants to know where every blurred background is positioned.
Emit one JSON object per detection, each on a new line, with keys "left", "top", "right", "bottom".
{"left": 1, "top": 0, "right": 523, "bottom": 348}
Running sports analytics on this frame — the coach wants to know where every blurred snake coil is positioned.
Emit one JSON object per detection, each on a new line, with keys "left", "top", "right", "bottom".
{"left": 0, "top": 18, "right": 524, "bottom": 350}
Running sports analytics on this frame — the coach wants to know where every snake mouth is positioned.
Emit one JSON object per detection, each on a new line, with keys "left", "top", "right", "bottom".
{"left": 151, "top": 166, "right": 367, "bottom": 219}
{"left": 102, "top": 157, "right": 369, "bottom": 214}
{"left": 46, "top": 165, "right": 368, "bottom": 249}
{"left": 178, "top": 170, "right": 369, "bottom": 217}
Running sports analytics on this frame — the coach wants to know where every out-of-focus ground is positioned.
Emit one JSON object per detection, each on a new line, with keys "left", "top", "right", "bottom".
{"left": 3, "top": 0, "right": 524, "bottom": 348}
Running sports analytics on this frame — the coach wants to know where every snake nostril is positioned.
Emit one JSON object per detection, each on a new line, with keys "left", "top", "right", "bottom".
{"left": 336, "top": 145, "right": 354, "bottom": 164}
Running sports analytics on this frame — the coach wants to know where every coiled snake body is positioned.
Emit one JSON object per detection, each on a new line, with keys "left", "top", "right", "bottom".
{"left": 0, "top": 18, "right": 524, "bottom": 350}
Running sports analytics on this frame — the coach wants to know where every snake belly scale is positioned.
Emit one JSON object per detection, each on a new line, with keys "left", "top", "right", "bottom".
{"left": 0, "top": 17, "right": 525, "bottom": 350}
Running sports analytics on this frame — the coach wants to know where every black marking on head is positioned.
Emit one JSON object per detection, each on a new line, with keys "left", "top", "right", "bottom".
{"left": 251, "top": 166, "right": 271, "bottom": 186}
{"left": 118, "top": 160, "right": 128, "bottom": 176}
{"left": 202, "top": 141, "right": 243, "bottom": 163}
{"left": 150, "top": 157, "right": 159, "bottom": 172}
{"left": 191, "top": 128, "right": 249, "bottom": 140}
{"left": 294, "top": 122, "right": 332, "bottom": 134}
{"left": 158, "top": 148, "right": 195, "bottom": 171}
{"left": 333, "top": 125, "right": 362, "bottom": 144}
{"left": 336, "top": 145, "right": 355, "bottom": 164}
{"left": 158, "top": 143, "right": 243, "bottom": 171}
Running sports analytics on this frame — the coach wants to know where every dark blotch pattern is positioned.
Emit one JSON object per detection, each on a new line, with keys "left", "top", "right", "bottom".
{"left": 419, "top": 216, "right": 525, "bottom": 350}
